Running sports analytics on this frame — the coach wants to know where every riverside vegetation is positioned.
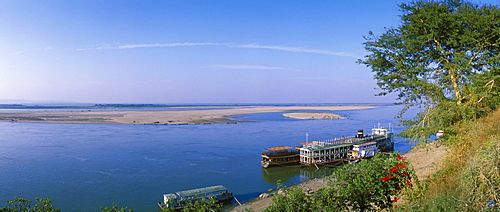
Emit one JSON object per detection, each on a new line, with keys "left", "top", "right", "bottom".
{"left": 2, "top": 0, "right": 500, "bottom": 211}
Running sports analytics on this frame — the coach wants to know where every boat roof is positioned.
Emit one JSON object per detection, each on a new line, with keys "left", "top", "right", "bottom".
{"left": 301, "top": 143, "right": 352, "bottom": 151}
{"left": 165, "top": 185, "right": 228, "bottom": 198}
{"left": 301, "top": 140, "right": 371, "bottom": 151}
{"left": 353, "top": 141, "right": 377, "bottom": 147}
{"left": 299, "top": 141, "right": 316, "bottom": 146}
{"left": 265, "top": 146, "right": 294, "bottom": 151}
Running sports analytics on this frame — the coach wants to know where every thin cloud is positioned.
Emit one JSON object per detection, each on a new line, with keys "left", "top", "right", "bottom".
{"left": 230, "top": 44, "right": 358, "bottom": 58}
{"left": 117, "top": 42, "right": 218, "bottom": 49}
{"left": 78, "top": 42, "right": 218, "bottom": 50}
{"left": 80, "top": 42, "right": 358, "bottom": 58}
{"left": 207, "top": 64, "right": 287, "bottom": 70}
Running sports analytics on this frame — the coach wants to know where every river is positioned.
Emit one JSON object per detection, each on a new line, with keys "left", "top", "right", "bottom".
{"left": 0, "top": 105, "right": 415, "bottom": 211}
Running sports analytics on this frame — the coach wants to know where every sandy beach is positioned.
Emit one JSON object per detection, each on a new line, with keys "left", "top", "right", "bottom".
{"left": 229, "top": 141, "right": 448, "bottom": 212}
{"left": 0, "top": 105, "right": 373, "bottom": 125}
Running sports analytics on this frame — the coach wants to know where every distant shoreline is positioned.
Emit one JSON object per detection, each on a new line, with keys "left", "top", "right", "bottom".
{"left": 0, "top": 105, "right": 376, "bottom": 125}
{"left": 0, "top": 103, "right": 392, "bottom": 110}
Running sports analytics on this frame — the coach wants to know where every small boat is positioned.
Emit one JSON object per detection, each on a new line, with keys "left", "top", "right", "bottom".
{"left": 261, "top": 146, "right": 300, "bottom": 168}
{"left": 159, "top": 185, "right": 233, "bottom": 209}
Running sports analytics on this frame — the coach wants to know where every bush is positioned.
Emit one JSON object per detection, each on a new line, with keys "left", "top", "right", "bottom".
{"left": 265, "top": 153, "right": 417, "bottom": 211}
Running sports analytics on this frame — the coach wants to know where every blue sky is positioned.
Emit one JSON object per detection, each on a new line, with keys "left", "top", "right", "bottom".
{"left": 0, "top": 0, "right": 497, "bottom": 104}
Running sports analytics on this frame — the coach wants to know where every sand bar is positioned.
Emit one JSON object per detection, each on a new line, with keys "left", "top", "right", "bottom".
{"left": 0, "top": 106, "right": 374, "bottom": 125}
{"left": 283, "top": 112, "right": 346, "bottom": 119}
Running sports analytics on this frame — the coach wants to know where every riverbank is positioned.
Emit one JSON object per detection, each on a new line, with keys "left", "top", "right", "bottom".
{"left": 0, "top": 105, "right": 373, "bottom": 125}
{"left": 229, "top": 141, "right": 448, "bottom": 212}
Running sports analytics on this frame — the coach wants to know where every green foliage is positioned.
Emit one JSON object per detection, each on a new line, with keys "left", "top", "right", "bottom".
{"left": 322, "top": 153, "right": 416, "bottom": 211}
{"left": 265, "top": 153, "right": 416, "bottom": 211}
{"left": 1, "top": 197, "right": 60, "bottom": 212}
{"left": 358, "top": 0, "right": 500, "bottom": 144}
{"left": 99, "top": 203, "right": 133, "bottom": 212}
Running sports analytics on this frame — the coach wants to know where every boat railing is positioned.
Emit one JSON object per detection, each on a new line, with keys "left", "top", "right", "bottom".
{"left": 301, "top": 135, "right": 364, "bottom": 148}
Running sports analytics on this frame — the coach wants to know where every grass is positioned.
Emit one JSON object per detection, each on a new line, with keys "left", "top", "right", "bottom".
{"left": 403, "top": 108, "right": 500, "bottom": 211}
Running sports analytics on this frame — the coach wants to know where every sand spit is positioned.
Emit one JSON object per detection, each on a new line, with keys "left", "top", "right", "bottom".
{"left": 0, "top": 106, "right": 373, "bottom": 125}
{"left": 283, "top": 112, "right": 346, "bottom": 119}
{"left": 229, "top": 141, "right": 448, "bottom": 212}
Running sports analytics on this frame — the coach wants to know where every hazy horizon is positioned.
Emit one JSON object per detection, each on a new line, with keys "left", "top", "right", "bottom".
{"left": 0, "top": 99, "right": 395, "bottom": 106}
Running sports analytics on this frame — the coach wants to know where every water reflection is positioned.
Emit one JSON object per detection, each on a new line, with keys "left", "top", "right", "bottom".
{"left": 261, "top": 165, "right": 337, "bottom": 185}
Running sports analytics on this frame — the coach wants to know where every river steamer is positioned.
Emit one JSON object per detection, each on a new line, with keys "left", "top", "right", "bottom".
{"left": 261, "top": 146, "right": 300, "bottom": 168}
{"left": 299, "top": 127, "right": 393, "bottom": 166}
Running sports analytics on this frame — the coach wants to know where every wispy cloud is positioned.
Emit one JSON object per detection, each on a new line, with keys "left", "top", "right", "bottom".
{"left": 228, "top": 44, "right": 358, "bottom": 58}
{"left": 207, "top": 64, "right": 287, "bottom": 70}
{"left": 79, "top": 42, "right": 358, "bottom": 58}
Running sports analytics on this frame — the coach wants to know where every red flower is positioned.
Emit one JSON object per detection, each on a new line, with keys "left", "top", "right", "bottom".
{"left": 393, "top": 196, "right": 400, "bottom": 203}
{"left": 389, "top": 167, "right": 400, "bottom": 172}
{"left": 396, "top": 155, "right": 406, "bottom": 161}
{"left": 402, "top": 171, "right": 409, "bottom": 176}
{"left": 381, "top": 174, "right": 393, "bottom": 181}
{"left": 397, "top": 163, "right": 408, "bottom": 168}
{"left": 406, "top": 180, "right": 412, "bottom": 186}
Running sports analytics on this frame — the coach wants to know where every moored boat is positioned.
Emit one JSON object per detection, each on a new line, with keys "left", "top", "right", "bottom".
{"left": 261, "top": 146, "right": 300, "bottom": 168}
{"left": 159, "top": 185, "right": 233, "bottom": 209}
{"left": 299, "top": 126, "right": 393, "bottom": 166}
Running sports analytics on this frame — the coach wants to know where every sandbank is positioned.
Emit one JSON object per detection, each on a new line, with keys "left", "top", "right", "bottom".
{"left": 283, "top": 112, "right": 346, "bottom": 119}
{"left": 0, "top": 105, "right": 373, "bottom": 125}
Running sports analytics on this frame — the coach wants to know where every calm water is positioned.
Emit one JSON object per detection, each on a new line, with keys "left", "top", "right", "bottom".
{"left": 0, "top": 105, "right": 415, "bottom": 211}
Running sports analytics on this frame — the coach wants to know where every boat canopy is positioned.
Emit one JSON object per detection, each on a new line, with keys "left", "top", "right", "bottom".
{"left": 265, "top": 146, "right": 294, "bottom": 151}
{"left": 166, "top": 185, "right": 228, "bottom": 199}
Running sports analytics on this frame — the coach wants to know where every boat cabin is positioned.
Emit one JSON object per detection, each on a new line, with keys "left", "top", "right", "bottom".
{"left": 261, "top": 146, "right": 300, "bottom": 168}
{"left": 162, "top": 185, "right": 233, "bottom": 208}
{"left": 299, "top": 141, "right": 353, "bottom": 166}
{"left": 349, "top": 141, "right": 378, "bottom": 159}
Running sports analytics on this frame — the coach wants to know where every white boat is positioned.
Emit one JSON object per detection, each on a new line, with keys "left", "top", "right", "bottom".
{"left": 299, "top": 126, "right": 393, "bottom": 166}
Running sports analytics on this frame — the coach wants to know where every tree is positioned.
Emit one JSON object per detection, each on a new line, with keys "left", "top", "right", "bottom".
{"left": 99, "top": 203, "right": 133, "bottom": 212}
{"left": 1, "top": 197, "right": 60, "bottom": 212}
{"left": 358, "top": 0, "right": 500, "bottom": 143}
